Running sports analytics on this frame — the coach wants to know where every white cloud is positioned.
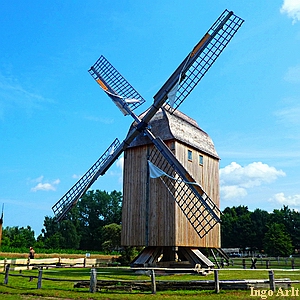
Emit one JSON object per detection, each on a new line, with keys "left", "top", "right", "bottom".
{"left": 280, "top": 0, "right": 300, "bottom": 24}
{"left": 116, "top": 157, "right": 124, "bottom": 184}
{"left": 270, "top": 192, "right": 300, "bottom": 207}
{"left": 275, "top": 104, "right": 300, "bottom": 126}
{"left": 116, "top": 156, "right": 124, "bottom": 172}
{"left": 283, "top": 65, "right": 300, "bottom": 83}
{"left": 31, "top": 178, "right": 60, "bottom": 192}
{"left": 0, "top": 73, "right": 52, "bottom": 118}
{"left": 83, "top": 114, "right": 114, "bottom": 124}
{"left": 52, "top": 179, "right": 60, "bottom": 185}
{"left": 220, "top": 185, "right": 247, "bottom": 200}
{"left": 33, "top": 175, "right": 44, "bottom": 183}
{"left": 72, "top": 174, "right": 81, "bottom": 179}
{"left": 220, "top": 162, "right": 286, "bottom": 200}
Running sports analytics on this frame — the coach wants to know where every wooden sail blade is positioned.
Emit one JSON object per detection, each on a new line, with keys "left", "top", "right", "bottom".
{"left": 52, "top": 138, "right": 121, "bottom": 222}
{"left": 89, "top": 55, "right": 146, "bottom": 114}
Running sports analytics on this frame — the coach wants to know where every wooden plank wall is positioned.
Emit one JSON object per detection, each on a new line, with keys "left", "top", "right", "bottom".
{"left": 121, "top": 145, "right": 147, "bottom": 246}
{"left": 122, "top": 140, "right": 220, "bottom": 248}
{"left": 175, "top": 141, "right": 220, "bottom": 248}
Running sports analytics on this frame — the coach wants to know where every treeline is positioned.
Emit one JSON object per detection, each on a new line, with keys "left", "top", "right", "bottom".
{"left": 1, "top": 190, "right": 122, "bottom": 253}
{"left": 1, "top": 190, "right": 299, "bottom": 257}
{"left": 221, "top": 205, "right": 300, "bottom": 257}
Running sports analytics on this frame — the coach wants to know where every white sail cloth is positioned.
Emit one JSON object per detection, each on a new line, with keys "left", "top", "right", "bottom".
{"left": 148, "top": 160, "right": 203, "bottom": 189}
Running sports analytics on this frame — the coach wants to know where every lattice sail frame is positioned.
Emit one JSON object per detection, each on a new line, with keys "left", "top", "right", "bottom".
{"left": 165, "top": 10, "right": 244, "bottom": 113}
{"left": 89, "top": 55, "right": 146, "bottom": 114}
{"left": 52, "top": 138, "right": 120, "bottom": 222}
{"left": 149, "top": 146, "right": 221, "bottom": 238}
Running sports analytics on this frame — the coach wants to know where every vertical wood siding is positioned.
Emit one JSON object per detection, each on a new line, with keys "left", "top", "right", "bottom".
{"left": 122, "top": 139, "right": 220, "bottom": 248}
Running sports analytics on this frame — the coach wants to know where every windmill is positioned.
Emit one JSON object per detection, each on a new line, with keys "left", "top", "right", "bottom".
{"left": 52, "top": 10, "right": 244, "bottom": 268}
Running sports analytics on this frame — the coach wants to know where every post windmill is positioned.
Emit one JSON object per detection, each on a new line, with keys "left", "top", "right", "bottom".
{"left": 52, "top": 10, "right": 244, "bottom": 268}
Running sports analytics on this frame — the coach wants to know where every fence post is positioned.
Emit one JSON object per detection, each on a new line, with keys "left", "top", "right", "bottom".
{"left": 268, "top": 270, "right": 275, "bottom": 292}
{"left": 214, "top": 269, "right": 219, "bottom": 293}
{"left": 150, "top": 269, "right": 156, "bottom": 294}
{"left": 250, "top": 258, "right": 257, "bottom": 269}
{"left": 89, "top": 268, "right": 97, "bottom": 293}
{"left": 37, "top": 267, "right": 43, "bottom": 289}
{"left": 4, "top": 263, "right": 10, "bottom": 284}
{"left": 291, "top": 258, "right": 295, "bottom": 270}
{"left": 266, "top": 260, "right": 269, "bottom": 269}
{"left": 3, "top": 258, "right": 7, "bottom": 273}
{"left": 242, "top": 259, "right": 246, "bottom": 269}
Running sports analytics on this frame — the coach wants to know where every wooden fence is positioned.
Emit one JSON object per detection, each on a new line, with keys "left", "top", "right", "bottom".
{"left": 227, "top": 257, "right": 299, "bottom": 270}
{"left": 1, "top": 264, "right": 299, "bottom": 294}
{"left": 80, "top": 268, "right": 298, "bottom": 294}
{"left": 0, "top": 257, "right": 115, "bottom": 272}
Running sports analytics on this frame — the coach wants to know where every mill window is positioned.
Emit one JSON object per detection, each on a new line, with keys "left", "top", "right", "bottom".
{"left": 199, "top": 154, "right": 203, "bottom": 165}
{"left": 188, "top": 150, "right": 193, "bottom": 161}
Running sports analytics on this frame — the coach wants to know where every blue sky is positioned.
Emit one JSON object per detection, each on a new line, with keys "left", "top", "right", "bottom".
{"left": 1, "top": 1, "right": 300, "bottom": 236}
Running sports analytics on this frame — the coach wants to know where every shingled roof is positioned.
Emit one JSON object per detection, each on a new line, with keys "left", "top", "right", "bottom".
{"left": 128, "top": 106, "right": 219, "bottom": 159}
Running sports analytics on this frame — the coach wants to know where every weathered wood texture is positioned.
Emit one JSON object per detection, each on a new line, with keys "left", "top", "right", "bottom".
{"left": 174, "top": 141, "right": 220, "bottom": 248}
{"left": 121, "top": 108, "right": 220, "bottom": 248}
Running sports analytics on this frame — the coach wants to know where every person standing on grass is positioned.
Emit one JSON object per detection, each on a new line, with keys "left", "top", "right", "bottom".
{"left": 29, "top": 247, "right": 35, "bottom": 259}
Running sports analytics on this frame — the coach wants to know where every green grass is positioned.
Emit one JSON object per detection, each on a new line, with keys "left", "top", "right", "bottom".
{"left": 0, "top": 266, "right": 299, "bottom": 299}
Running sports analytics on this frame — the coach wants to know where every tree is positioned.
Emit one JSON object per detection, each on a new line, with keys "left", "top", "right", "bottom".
{"left": 40, "top": 189, "right": 122, "bottom": 251}
{"left": 102, "top": 223, "right": 121, "bottom": 253}
{"left": 250, "top": 208, "right": 270, "bottom": 251}
{"left": 117, "top": 247, "right": 142, "bottom": 266}
{"left": 263, "top": 223, "right": 293, "bottom": 257}
{"left": 270, "top": 206, "right": 300, "bottom": 250}
{"left": 1, "top": 226, "right": 36, "bottom": 249}
{"left": 76, "top": 190, "right": 122, "bottom": 250}
{"left": 221, "top": 206, "right": 255, "bottom": 249}
{"left": 40, "top": 216, "right": 64, "bottom": 249}
{"left": 59, "top": 220, "right": 80, "bottom": 249}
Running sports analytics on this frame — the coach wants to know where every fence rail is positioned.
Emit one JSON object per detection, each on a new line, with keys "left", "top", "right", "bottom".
{"left": 216, "top": 256, "right": 299, "bottom": 270}
{"left": 0, "top": 257, "right": 115, "bottom": 272}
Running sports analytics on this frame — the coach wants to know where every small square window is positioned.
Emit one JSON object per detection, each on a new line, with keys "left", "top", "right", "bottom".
{"left": 188, "top": 150, "right": 192, "bottom": 161}
{"left": 199, "top": 154, "right": 203, "bottom": 165}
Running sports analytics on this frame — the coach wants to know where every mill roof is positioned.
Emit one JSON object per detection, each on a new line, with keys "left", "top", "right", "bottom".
{"left": 128, "top": 106, "right": 219, "bottom": 159}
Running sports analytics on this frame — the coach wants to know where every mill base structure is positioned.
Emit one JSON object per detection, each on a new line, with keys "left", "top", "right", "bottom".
{"left": 130, "top": 246, "right": 230, "bottom": 269}
{"left": 131, "top": 246, "right": 214, "bottom": 268}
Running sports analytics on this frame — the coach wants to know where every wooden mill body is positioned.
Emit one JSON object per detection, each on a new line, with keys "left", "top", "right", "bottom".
{"left": 121, "top": 107, "right": 220, "bottom": 248}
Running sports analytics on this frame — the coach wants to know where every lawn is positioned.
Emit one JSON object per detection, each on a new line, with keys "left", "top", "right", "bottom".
{"left": 0, "top": 258, "right": 299, "bottom": 299}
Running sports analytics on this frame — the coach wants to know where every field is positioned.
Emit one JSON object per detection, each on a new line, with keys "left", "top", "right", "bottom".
{"left": 0, "top": 256, "right": 299, "bottom": 299}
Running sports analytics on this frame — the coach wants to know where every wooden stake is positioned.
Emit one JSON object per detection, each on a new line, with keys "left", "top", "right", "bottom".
{"left": 151, "top": 269, "right": 156, "bottom": 294}
{"left": 4, "top": 264, "right": 10, "bottom": 284}
{"left": 214, "top": 270, "right": 219, "bottom": 293}
{"left": 37, "top": 267, "right": 43, "bottom": 289}
{"left": 89, "top": 268, "right": 97, "bottom": 293}
{"left": 268, "top": 270, "right": 275, "bottom": 292}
